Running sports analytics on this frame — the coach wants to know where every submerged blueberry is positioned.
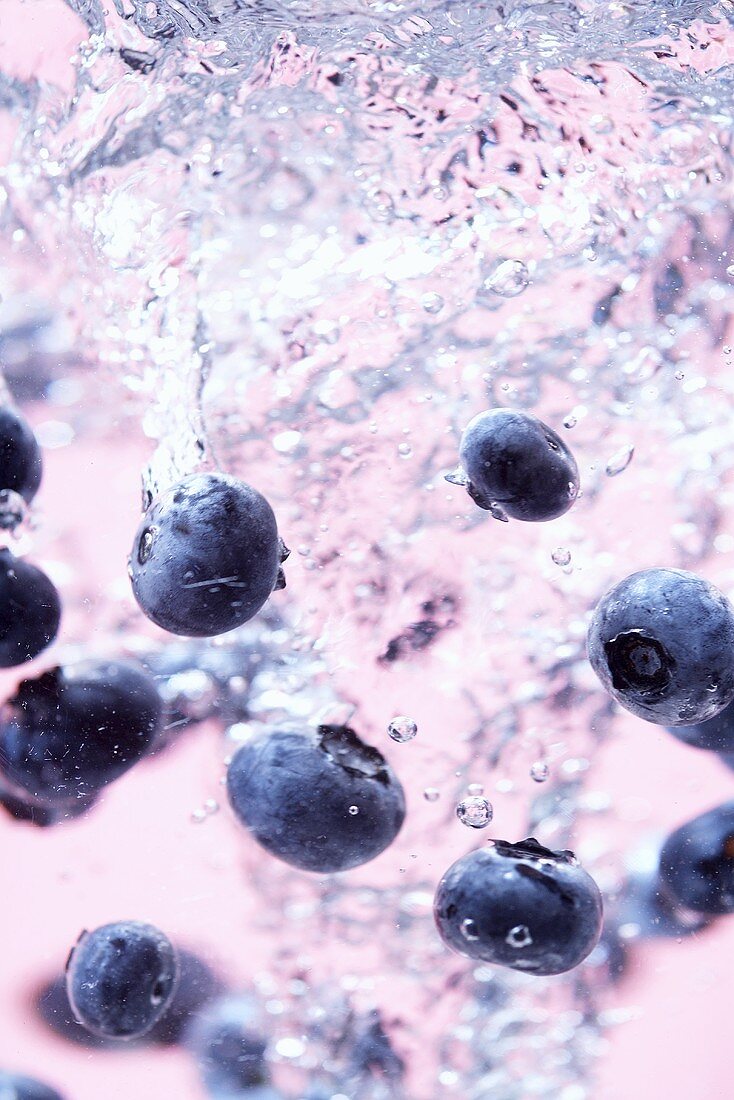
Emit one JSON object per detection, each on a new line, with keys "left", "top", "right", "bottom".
{"left": 130, "top": 472, "right": 287, "bottom": 637}
{"left": 433, "top": 838, "right": 603, "bottom": 976}
{"left": 587, "top": 568, "right": 734, "bottom": 725}
{"left": 0, "top": 406, "right": 42, "bottom": 503}
{"left": 0, "top": 1072, "right": 65, "bottom": 1100}
{"left": 659, "top": 802, "right": 734, "bottom": 915}
{"left": 226, "top": 725, "right": 406, "bottom": 873}
{"left": 66, "top": 921, "right": 178, "bottom": 1040}
{"left": 0, "top": 660, "right": 162, "bottom": 807}
{"left": 454, "top": 408, "right": 579, "bottom": 522}
{"left": 185, "top": 994, "right": 270, "bottom": 1094}
{"left": 0, "top": 549, "right": 61, "bottom": 667}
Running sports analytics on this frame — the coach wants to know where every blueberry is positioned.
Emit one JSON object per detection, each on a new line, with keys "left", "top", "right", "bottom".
{"left": 0, "top": 406, "right": 42, "bottom": 503}
{"left": 433, "top": 838, "right": 603, "bottom": 976}
{"left": 667, "top": 697, "right": 734, "bottom": 752}
{"left": 0, "top": 549, "right": 61, "bottom": 667}
{"left": 0, "top": 1072, "right": 65, "bottom": 1100}
{"left": 0, "top": 788, "right": 97, "bottom": 829}
{"left": 226, "top": 725, "right": 406, "bottom": 873}
{"left": 615, "top": 869, "right": 710, "bottom": 939}
{"left": 347, "top": 1010, "right": 404, "bottom": 1083}
{"left": 185, "top": 994, "right": 270, "bottom": 1094}
{"left": 587, "top": 568, "right": 734, "bottom": 726}
{"left": 454, "top": 408, "right": 579, "bottom": 521}
{"left": 658, "top": 802, "right": 734, "bottom": 915}
{"left": 130, "top": 472, "right": 288, "bottom": 638}
{"left": 0, "top": 659, "right": 162, "bottom": 806}
{"left": 34, "top": 975, "right": 115, "bottom": 1049}
{"left": 66, "top": 921, "right": 179, "bottom": 1040}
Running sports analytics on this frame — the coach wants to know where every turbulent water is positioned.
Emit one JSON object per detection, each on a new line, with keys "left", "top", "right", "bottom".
{"left": 1, "top": 0, "right": 734, "bottom": 1097}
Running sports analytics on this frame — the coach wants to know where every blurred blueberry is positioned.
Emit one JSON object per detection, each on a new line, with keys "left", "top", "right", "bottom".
{"left": 0, "top": 1072, "right": 65, "bottom": 1100}
{"left": 659, "top": 802, "right": 734, "bottom": 915}
{"left": 0, "top": 549, "right": 61, "bottom": 667}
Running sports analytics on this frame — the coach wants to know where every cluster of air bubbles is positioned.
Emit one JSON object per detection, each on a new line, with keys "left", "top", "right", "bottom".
{"left": 530, "top": 761, "right": 550, "bottom": 783}
{"left": 456, "top": 796, "right": 493, "bottom": 829}
{"left": 605, "top": 445, "right": 635, "bottom": 478}
{"left": 388, "top": 716, "right": 418, "bottom": 743}
{"left": 477, "top": 260, "right": 530, "bottom": 302}
{"left": 190, "top": 799, "right": 219, "bottom": 824}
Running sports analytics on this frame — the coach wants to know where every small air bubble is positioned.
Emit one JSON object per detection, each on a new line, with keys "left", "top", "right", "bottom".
{"left": 461, "top": 918, "right": 480, "bottom": 941}
{"left": 530, "top": 761, "right": 549, "bottom": 783}
{"left": 727, "top": 265, "right": 734, "bottom": 277}
{"left": 423, "top": 787, "right": 440, "bottom": 802}
{"left": 348, "top": 805, "right": 359, "bottom": 815}
{"left": 552, "top": 548, "right": 571, "bottom": 567}
{"left": 505, "top": 924, "right": 533, "bottom": 948}
{"left": 563, "top": 414, "right": 577, "bottom": 429}
{"left": 675, "top": 370, "right": 685, "bottom": 381}
{"left": 388, "top": 716, "right": 418, "bottom": 743}
{"left": 397, "top": 442, "right": 412, "bottom": 458}
{"left": 605, "top": 445, "right": 634, "bottom": 477}
{"left": 466, "top": 783, "right": 484, "bottom": 796}
{"left": 422, "top": 292, "right": 444, "bottom": 314}
{"left": 478, "top": 259, "right": 530, "bottom": 300}
{"left": 456, "top": 796, "right": 493, "bottom": 829}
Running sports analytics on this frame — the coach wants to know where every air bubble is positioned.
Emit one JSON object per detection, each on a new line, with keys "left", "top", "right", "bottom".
{"left": 563, "top": 414, "right": 577, "bottom": 429}
{"left": 423, "top": 787, "right": 440, "bottom": 802}
{"left": 552, "top": 548, "right": 571, "bottom": 567}
{"left": 388, "top": 716, "right": 418, "bottom": 743}
{"left": 675, "top": 370, "right": 685, "bottom": 381}
{"left": 456, "top": 796, "right": 493, "bottom": 829}
{"left": 348, "top": 805, "right": 359, "bottom": 815}
{"left": 461, "top": 918, "right": 480, "bottom": 941}
{"left": 505, "top": 925, "right": 533, "bottom": 948}
{"left": 478, "top": 259, "right": 530, "bottom": 299}
{"left": 605, "top": 445, "right": 634, "bottom": 477}
{"left": 530, "top": 761, "right": 549, "bottom": 783}
{"left": 0, "top": 489, "right": 27, "bottom": 531}
{"left": 422, "top": 292, "right": 444, "bottom": 314}
{"left": 397, "top": 442, "right": 412, "bottom": 458}
{"left": 466, "top": 783, "right": 484, "bottom": 796}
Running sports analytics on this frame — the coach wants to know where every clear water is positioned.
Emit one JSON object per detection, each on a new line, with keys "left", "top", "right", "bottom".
{"left": 1, "top": 0, "right": 734, "bottom": 1097}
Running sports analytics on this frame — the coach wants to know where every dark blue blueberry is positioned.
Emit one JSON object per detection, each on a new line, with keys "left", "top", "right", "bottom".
{"left": 587, "top": 568, "right": 734, "bottom": 726}
{"left": 226, "top": 725, "right": 406, "bottom": 873}
{"left": 0, "top": 549, "right": 61, "bottom": 667}
{"left": 0, "top": 1072, "right": 65, "bottom": 1100}
{"left": 185, "top": 994, "right": 270, "bottom": 1094}
{"left": 659, "top": 802, "right": 734, "bottom": 915}
{"left": 455, "top": 408, "right": 579, "bottom": 522}
{"left": 36, "top": 948, "right": 224, "bottom": 1049}
{"left": 667, "top": 697, "right": 734, "bottom": 752}
{"left": 0, "top": 660, "right": 162, "bottom": 807}
{"left": 66, "top": 921, "right": 179, "bottom": 1040}
{"left": 0, "top": 406, "right": 42, "bottom": 503}
{"left": 433, "top": 838, "right": 603, "bottom": 976}
{"left": 130, "top": 473, "right": 288, "bottom": 638}
{"left": 347, "top": 1010, "right": 404, "bottom": 1084}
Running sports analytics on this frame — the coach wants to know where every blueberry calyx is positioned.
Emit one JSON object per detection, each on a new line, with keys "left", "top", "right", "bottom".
{"left": 317, "top": 724, "right": 390, "bottom": 784}
{"left": 490, "top": 836, "right": 576, "bottom": 865}
{"left": 604, "top": 630, "right": 673, "bottom": 694}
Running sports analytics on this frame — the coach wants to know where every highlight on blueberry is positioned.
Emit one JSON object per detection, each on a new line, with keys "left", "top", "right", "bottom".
{"left": 433, "top": 838, "right": 603, "bottom": 976}
{"left": 226, "top": 724, "right": 406, "bottom": 873}
{"left": 658, "top": 802, "right": 734, "bottom": 915}
{"left": 129, "top": 472, "right": 288, "bottom": 637}
{"left": 0, "top": 405, "right": 42, "bottom": 503}
{"left": 0, "top": 548, "right": 61, "bottom": 667}
{"left": 0, "top": 659, "right": 162, "bottom": 809}
{"left": 449, "top": 408, "right": 579, "bottom": 522}
{"left": 0, "top": 1072, "right": 65, "bottom": 1100}
{"left": 66, "top": 920, "right": 179, "bottom": 1040}
{"left": 587, "top": 568, "right": 734, "bottom": 726}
